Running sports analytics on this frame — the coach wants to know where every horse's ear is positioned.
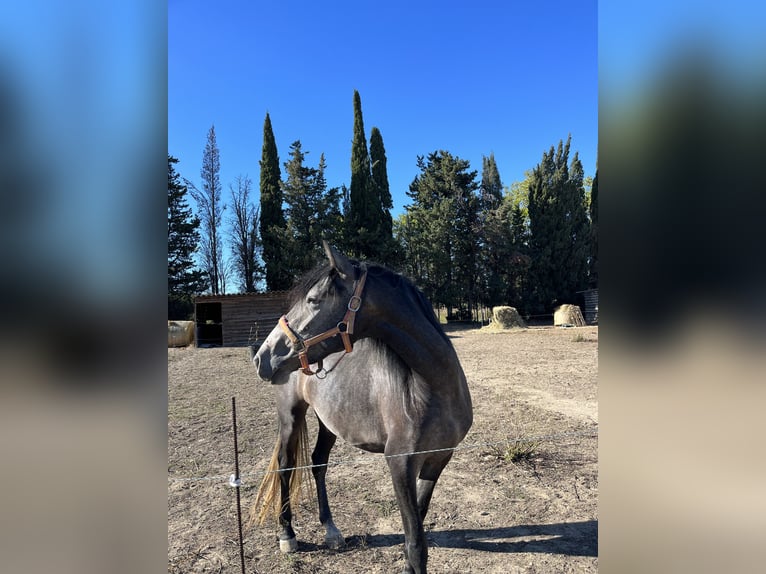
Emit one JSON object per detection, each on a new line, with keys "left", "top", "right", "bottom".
{"left": 323, "top": 240, "right": 354, "bottom": 280}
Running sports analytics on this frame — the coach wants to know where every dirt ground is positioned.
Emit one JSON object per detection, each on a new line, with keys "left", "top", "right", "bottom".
{"left": 168, "top": 325, "right": 598, "bottom": 573}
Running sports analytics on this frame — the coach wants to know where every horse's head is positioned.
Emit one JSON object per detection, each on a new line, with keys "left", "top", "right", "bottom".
{"left": 253, "top": 242, "right": 365, "bottom": 383}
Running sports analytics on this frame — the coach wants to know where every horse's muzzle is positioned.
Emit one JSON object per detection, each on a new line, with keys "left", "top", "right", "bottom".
{"left": 251, "top": 352, "right": 269, "bottom": 381}
{"left": 253, "top": 346, "right": 296, "bottom": 385}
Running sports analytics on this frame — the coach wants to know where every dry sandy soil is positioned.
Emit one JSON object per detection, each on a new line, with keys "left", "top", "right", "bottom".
{"left": 168, "top": 325, "right": 598, "bottom": 573}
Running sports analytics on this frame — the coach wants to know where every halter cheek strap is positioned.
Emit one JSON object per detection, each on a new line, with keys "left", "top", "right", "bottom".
{"left": 278, "top": 270, "right": 367, "bottom": 376}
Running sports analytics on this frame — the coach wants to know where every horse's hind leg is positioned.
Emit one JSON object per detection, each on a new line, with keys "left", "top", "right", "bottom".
{"left": 386, "top": 451, "right": 453, "bottom": 573}
{"left": 312, "top": 418, "right": 344, "bottom": 549}
{"left": 416, "top": 451, "right": 454, "bottom": 522}
{"left": 386, "top": 453, "right": 427, "bottom": 574}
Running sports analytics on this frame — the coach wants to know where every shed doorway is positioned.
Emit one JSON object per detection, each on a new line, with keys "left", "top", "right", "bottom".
{"left": 195, "top": 302, "right": 223, "bottom": 347}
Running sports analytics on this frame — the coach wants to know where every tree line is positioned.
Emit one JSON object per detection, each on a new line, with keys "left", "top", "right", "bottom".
{"left": 169, "top": 91, "right": 598, "bottom": 321}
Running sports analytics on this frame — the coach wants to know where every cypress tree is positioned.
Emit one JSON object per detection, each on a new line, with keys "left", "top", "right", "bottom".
{"left": 527, "top": 136, "right": 590, "bottom": 313}
{"left": 369, "top": 126, "right": 396, "bottom": 265}
{"left": 477, "top": 153, "right": 504, "bottom": 308}
{"left": 347, "top": 90, "right": 374, "bottom": 258}
{"left": 588, "top": 168, "right": 598, "bottom": 286}
{"left": 479, "top": 153, "right": 503, "bottom": 212}
{"left": 259, "top": 113, "right": 291, "bottom": 291}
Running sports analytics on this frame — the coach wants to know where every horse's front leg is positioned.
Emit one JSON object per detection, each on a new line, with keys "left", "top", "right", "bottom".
{"left": 312, "top": 418, "right": 344, "bottom": 549}
{"left": 386, "top": 453, "right": 427, "bottom": 574}
{"left": 277, "top": 439, "right": 299, "bottom": 553}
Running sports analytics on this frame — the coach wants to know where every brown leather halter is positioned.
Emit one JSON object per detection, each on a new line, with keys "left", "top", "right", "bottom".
{"left": 278, "top": 269, "right": 368, "bottom": 377}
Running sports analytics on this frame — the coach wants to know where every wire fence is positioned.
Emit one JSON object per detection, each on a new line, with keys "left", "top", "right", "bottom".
{"left": 167, "top": 427, "right": 598, "bottom": 486}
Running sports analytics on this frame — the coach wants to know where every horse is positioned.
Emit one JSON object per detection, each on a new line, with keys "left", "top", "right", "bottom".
{"left": 251, "top": 241, "right": 473, "bottom": 574}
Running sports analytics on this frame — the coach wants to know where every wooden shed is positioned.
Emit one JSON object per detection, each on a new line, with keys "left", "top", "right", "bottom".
{"left": 194, "top": 292, "right": 290, "bottom": 348}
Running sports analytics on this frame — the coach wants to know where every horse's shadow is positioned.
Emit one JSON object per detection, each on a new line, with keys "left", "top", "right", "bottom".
{"left": 346, "top": 520, "right": 597, "bottom": 557}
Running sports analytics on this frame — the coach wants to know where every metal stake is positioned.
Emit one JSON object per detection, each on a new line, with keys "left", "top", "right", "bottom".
{"left": 231, "top": 396, "right": 246, "bottom": 574}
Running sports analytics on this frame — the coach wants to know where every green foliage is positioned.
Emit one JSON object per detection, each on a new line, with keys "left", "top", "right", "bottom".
{"left": 345, "top": 91, "right": 396, "bottom": 263}
{"left": 527, "top": 135, "right": 590, "bottom": 313}
{"left": 480, "top": 153, "right": 503, "bottom": 212}
{"left": 193, "top": 96, "right": 596, "bottom": 322}
{"left": 477, "top": 154, "right": 506, "bottom": 308}
{"left": 346, "top": 90, "right": 373, "bottom": 258}
{"left": 398, "top": 151, "right": 480, "bottom": 318}
{"left": 282, "top": 142, "right": 343, "bottom": 279}
{"left": 168, "top": 155, "right": 207, "bottom": 319}
{"left": 588, "top": 169, "right": 598, "bottom": 286}
{"left": 369, "top": 126, "right": 398, "bottom": 265}
{"left": 259, "top": 113, "right": 292, "bottom": 291}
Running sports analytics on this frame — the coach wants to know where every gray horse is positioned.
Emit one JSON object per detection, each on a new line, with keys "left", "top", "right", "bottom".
{"left": 252, "top": 242, "right": 473, "bottom": 574}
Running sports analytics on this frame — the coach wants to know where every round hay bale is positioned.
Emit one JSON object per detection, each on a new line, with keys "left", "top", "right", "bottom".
{"left": 489, "top": 306, "right": 527, "bottom": 329}
{"left": 168, "top": 320, "right": 195, "bottom": 347}
{"left": 553, "top": 304, "right": 585, "bottom": 327}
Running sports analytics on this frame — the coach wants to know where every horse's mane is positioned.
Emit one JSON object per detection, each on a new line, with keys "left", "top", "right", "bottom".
{"left": 363, "top": 263, "right": 451, "bottom": 345}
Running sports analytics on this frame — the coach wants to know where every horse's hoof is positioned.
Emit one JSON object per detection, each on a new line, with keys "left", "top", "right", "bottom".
{"left": 279, "top": 537, "right": 298, "bottom": 553}
{"left": 325, "top": 530, "right": 345, "bottom": 549}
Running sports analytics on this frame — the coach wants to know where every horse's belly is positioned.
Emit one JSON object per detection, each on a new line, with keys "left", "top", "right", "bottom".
{"left": 314, "top": 405, "right": 387, "bottom": 453}
{"left": 307, "top": 380, "right": 388, "bottom": 452}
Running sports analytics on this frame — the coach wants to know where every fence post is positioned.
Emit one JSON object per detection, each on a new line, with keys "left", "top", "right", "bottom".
{"left": 231, "top": 396, "right": 246, "bottom": 574}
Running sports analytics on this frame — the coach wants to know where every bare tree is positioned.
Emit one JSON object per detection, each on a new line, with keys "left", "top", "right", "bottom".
{"left": 229, "top": 175, "right": 262, "bottom": 292}
{"left": 187, "top": 125, "right": 225, "bottom": 294}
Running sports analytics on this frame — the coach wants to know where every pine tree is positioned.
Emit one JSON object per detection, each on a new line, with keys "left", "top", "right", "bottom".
{"left": 403, "top": 151, "right": 480, "bottom": 319}
{"left": 259, "top": 113, "right": 291, "bottom": 291}
{"left": 282, "top": 142, "right": 343, "bottom": 279}
{"left": 188, "top": 125, "right": 225, "bottom": 294}
{"left": 168, "top": 155, "right": 207, "bottom": 318}
{"left": 315, "top": 154, "right": 344, "bottom": 253}
{"left": 527, "top": 136, "right": 590, "bottom": 313}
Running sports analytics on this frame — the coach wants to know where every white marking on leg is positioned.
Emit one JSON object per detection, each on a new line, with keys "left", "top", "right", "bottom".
{"left": 279, "top": 537, "right": 298, "bottom": 553}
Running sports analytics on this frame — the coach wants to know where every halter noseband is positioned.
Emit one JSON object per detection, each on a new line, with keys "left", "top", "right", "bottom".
{"left": 278, "top": 269, "right": 368, "bottom": 377}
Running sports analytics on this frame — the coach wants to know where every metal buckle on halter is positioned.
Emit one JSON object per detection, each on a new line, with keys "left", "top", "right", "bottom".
{"left": 347, "top": 295, "right": 362, "bottom": 312}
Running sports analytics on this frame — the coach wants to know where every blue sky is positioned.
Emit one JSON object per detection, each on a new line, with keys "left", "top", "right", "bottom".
{"left": 169, "top": 0, "right": 597, "bottom": 218}
{"left": 599, "top": 2, "right": 766, "bottom": 99}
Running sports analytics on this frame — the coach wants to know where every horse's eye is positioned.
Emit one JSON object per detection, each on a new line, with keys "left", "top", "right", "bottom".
{"left": 307, "top": 297, "right": 320, "bottom": 307}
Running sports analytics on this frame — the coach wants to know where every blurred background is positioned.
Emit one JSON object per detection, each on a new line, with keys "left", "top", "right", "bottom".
{"left": 600, "top": 1, "right": 766, "bottom": 572}
{"left": 1, "top": 1, "right": 765, "bottom": 572}
{"left": 0, "top": 2, "right": 166, "bottom": 573}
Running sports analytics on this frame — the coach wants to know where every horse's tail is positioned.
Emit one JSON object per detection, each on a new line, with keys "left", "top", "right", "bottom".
{"left": 249, "top": 416, "right": 312, "bottom": 527}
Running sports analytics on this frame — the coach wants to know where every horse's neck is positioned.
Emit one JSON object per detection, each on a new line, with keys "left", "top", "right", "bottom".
{"left": 379, "top": 322, "right": 459, "bottom": 382}
{"left": 364, "top": 282, "right": 462, "bottom": 384}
